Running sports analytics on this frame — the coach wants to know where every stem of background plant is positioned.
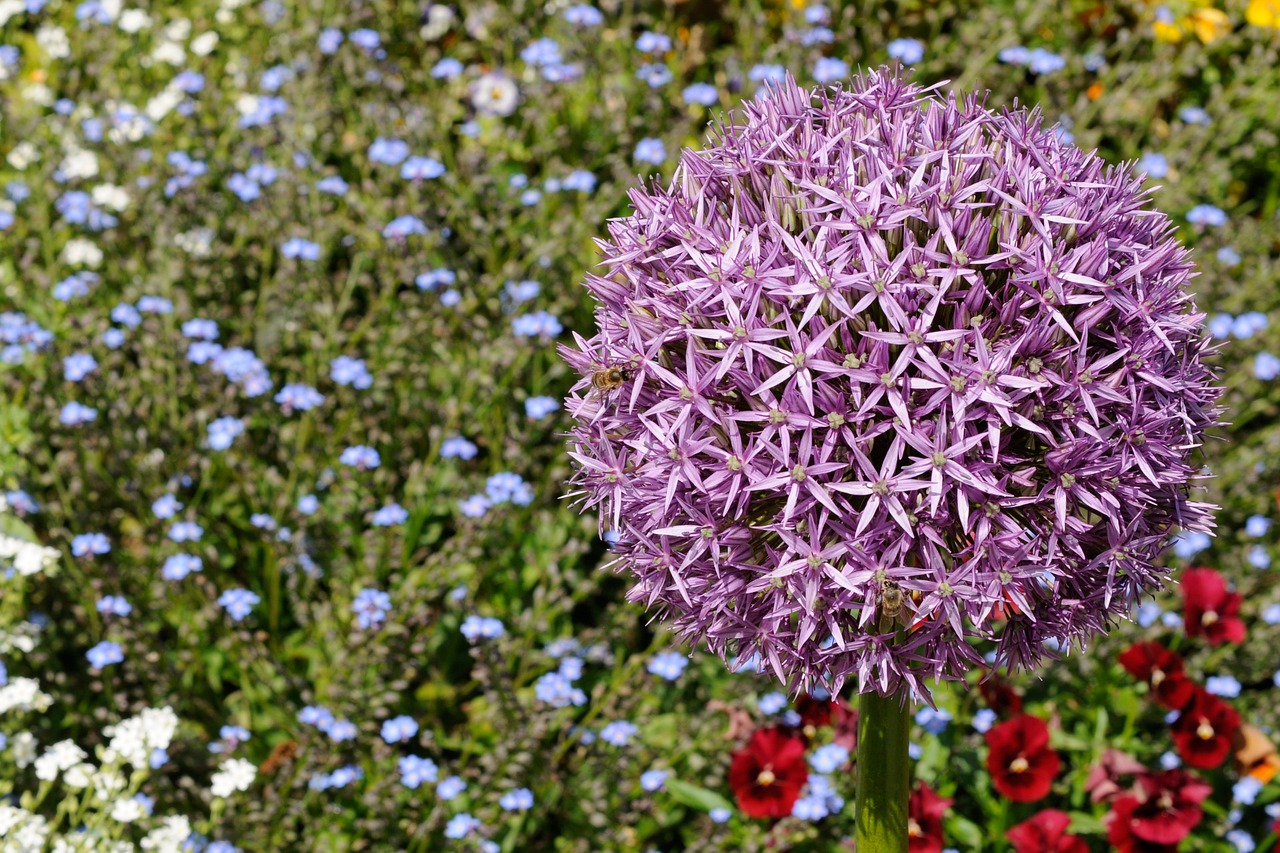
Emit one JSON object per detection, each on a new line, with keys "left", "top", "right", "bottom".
{"left": 854, "top": 690, "right": 911, "bottom": 853}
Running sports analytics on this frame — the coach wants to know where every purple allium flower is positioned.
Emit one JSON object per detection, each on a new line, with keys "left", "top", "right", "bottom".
{"left": 561, "top": 70, "right": 1221, "bottom": 700}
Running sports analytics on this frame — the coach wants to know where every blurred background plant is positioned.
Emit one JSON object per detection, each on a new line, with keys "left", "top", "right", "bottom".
{"left": 1, "top": 0, "right": 1278, "bottom": 850}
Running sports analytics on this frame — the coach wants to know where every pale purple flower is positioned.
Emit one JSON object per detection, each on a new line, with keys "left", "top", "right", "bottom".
{"left": 162, "top": 554, "right": 202, "bottom": 580}
{"left": 886, "top": 38, "right": 924, "bottom": 65}
{"left": 398, "top": 755, "right": 438, "bottom": 788}
{"left": 371, "top": 503, "right": 409, "bottom": 527}
{"left": 87, "top": 640, "right": 124, "bottom": 668}
{"left": 340, "top": 445, "right": 380, "bottom": 470}
{"left": 352, "top": 587, "right": 391, "bottom": 630}
{"left": 562, "top": 70, "right": 1221, "bottom": 699}
{"left": 218, "top": 588, "right": 260, "bottom": 621}
{"left": 635, "top": 138, "right": 666, "bottom": 165}
{"left": 380, "top": 715, "right": 418, "bottom": 744}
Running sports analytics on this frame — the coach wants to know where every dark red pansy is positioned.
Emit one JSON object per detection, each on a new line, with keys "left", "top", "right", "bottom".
{"left": 1119, "top": 768, "right": 1211, "bottom": 845}
{"left": 980, "top": 673, "right": 1024, "bottom": 717}
{"left": 794, "top": 694, "right": 839, "bottom": 742}
{"left": 1117, "top": 642, "right": 1196, "bottom": 709}
{"left": 907, "top": 782, "right": 951, "bottom": 853}
{"left": 1180, "top": 567, "right": 1246, "bottom": 645}
{"left": 1170, "top": 688, "right": 1241, "bottom": 769}
{"left": 1007, "top": 809, "right": 1089, "bottom": 853}
{"left": 727, "top": 726, "right": 808, "bottom": 819}
{"left": 986, "top": 715, "right": 1061, "bottom": 802}
{"left": 1108, "top": 796, "right": 1179, "bottom": 853}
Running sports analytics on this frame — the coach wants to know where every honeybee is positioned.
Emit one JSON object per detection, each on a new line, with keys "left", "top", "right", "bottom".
{"left": 591, "top": 364, "right": 634, "bottom": 394}
{"left": 877, "top": 580, "right": 903, "bottom": 634}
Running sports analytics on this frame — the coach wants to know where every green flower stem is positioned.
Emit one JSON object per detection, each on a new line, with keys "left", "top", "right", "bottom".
{"left": 854, "top": 690, "right": 911, "bottom": 853}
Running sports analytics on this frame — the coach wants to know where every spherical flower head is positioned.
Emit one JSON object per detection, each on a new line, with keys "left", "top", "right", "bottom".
{"left": 561, "top": 68, "right": 1221, "bottom": 700}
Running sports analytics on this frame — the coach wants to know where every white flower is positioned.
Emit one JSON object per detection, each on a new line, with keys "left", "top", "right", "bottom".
{"left": 0, "top": 806, "right": 48, "bottom": 850}
{"left": 142, "top": 816, "right": 192, "bottom": 852}
{"left": 420, "top": 4, "right": 455, "bottom": 39}
{"left": 22, "top": 83, "right": 54, "bottom": 106}
{"left": 64, "top": 762, "right": 95, "bottom": 789}
{"left": 92, "top": 768, "right": 127, "bottom": 799}
{"left": 210, "top": 757, "right": 256, "bottom": 797}
{"left": 152, "top": 41, "right": 186, "bottom": 66}
{"left": 175, "top": 228, "right": 214, "bottom": 256}
{"left": 0, "top": 678, "right": 52, "bottom": 715}
{"left": 118, "top": 9, "right": 152, "bottom": 32}
{"left": 60, "top": 148, "right": 100, "bottom": 180}
{"left": 0, "top": 805, "right": 27, "bottom": 834}
{"left": 163, "top": 17, "right": 191, "bottom": 40}
{"left": 104, "top": 706, "right": 179, "bottom": 768}
{"left": 0, "top": 621, "right": 42, "bottom": 653}
{"left": 62, "top": 238, "right": 104, "bottom": 268}
{"left": 12, "top": 732, "right": 38, "bottom": 767}
{"left": 35, "top": 740, "right": 88, "bottom": 781}
{"left": 235, "top": 94, "right": 260, "bottom": 116}
{"left": 110, "top": 798, "right": 145, "bottom": 823}
{"left": 6, "top": 141, "right": 38, "bottom": 169}
{"left": 471, "top": 72, "right": 519, "bottom": 117}
{"left": 145, "top": 86, "right": 184, "bottom": 121}
{"left": 91, "top": 183, "right": 130, "bottom": 211}
{"left": 0, "top": 0, "right": 25, "bottom": 27}
{"left": 190, "top": 32, "right": 219, "bottom": 55}
{"left": 1, "top": 533, "right": 60, "bottom": 576}
{"left": 36, "top": 25, "right": 71, "bottom": 59}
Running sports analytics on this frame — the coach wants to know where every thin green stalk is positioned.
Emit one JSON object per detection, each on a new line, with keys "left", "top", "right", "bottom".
{"left": 854, "top": 690, "right": 911, "bottom": 853}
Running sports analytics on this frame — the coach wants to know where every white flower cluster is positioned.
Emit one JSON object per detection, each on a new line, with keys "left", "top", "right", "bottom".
{"left": 0, "top": 804, "right": 50, "bottom": 851}
{"left": 210, "top": 758, "right": 256, "bottom": 798}
{"left": 102, "top": 706, "right": 179, "bottom": 768}
{"left": 0, "top": 704, "right": 241, "bottom": 852}
{"left": 0, "top": 534, "right": 59, "bottom": 578}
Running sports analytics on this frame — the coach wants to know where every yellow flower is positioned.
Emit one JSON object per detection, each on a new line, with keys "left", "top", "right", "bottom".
{"left": 1189, "top": 7, "right": 1231, "bottom": 42}
{"left": 1246, "top": 0, "right": 1280, "bottom": 27}
{"left": 1154, "top": 18, "right": 1186, "bottom": 41}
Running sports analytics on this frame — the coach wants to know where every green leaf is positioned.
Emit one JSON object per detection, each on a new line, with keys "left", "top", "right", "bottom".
{"left": 663, "top": 778, "right": 733, "bottom": 813}
{"left": 946, "top": 815, "right": 985, "bottom": 849}
{"left": 0, "top": 514, "right": 38, "bottom": 543}
{"left": 1066, "top": 811, "right": 1107, "bottom": 835}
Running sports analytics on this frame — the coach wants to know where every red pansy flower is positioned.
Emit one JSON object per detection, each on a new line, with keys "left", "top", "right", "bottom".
{"left": 1180, "top": 567, "right": 1246, "bottom": 645}
{"left": 1084, "top": 748, "right": 1147, "bottom": 803}
{"left": 794, "top": 694, "right": 839, "bottom": 742}
{"left": 1007, "top": 809, "right": 1089, "bottom": 853}
{"left": 1116, "top": 769, "right": 1212, "bottom": 845}
{"left": 727, "top": 726, "right": 808, "bottom": 818}
{"left": 907, "top": 782, "right": 951, "bottom": 853}
{"left": 979, "top": 673, "right": 1024, "bottom": 717}
{"left": 986, "top": 715, "right": 1061, "bottom": 802}
{"left": 1170, "top": 688, "right": 1241, "bottom": 769}
{"left": 1117, "top": 642, "right": 1196, "bottom": 709}
{"left": 1108, "top": 796, "right": 1178, "bottom": 853}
